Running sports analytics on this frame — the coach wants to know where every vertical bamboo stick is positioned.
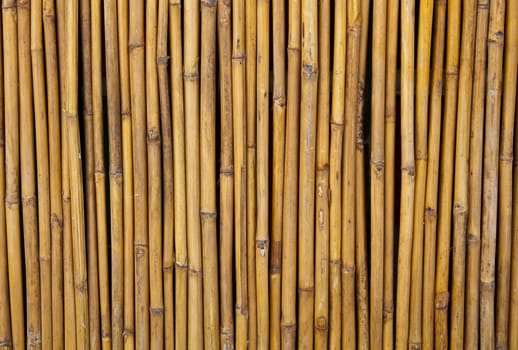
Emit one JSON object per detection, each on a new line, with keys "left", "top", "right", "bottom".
{"left": 65, "top": 0, "right": 90, "bottom": 347}
{"left": 449, "top": 0, "right": 477, "bottom": 346}
{"left": 496, "top": 1, "right": 517, "bottom": 347}
{"left": 280, "top": 0, "right": 301, "bottom": 347}
{"left": 328, "top": 1, "right": 345, "bottom": 347}
{"left": 314, "top": 0, "right": 330, "bottom": 346}
{"left": 184, "top": 0, "right": 203, "bottom": 347}
{"left": 370, "top": 0, "right": 386, "bottom": 346}
{"left": 129, "top": 0, "right": 149, "bottom": 344}
{"left": 169, "top": 0, "right": 187, "bottom": 348}
{"left": 31, "top": 0, "right": 53, "bottom": 347}
{"left": 408, "top": 0, "right": 433, "bottom": 347}
{"left": 464, "top": 0, "right": 489, "bottom": 347}
{"left": 43, "top": 0, "right": 65, "bottom": 346}
{"left": 270, "top": 0, "right": 286, "bottom": 346}
{"left": 157, "top": 0, "right": 174, "bottom": 349}
{"left": 232, "top": 0, "right": 248, "bottom": 346}
{"left": 480, "top": 0, "right": 505, "bottom": 347}
{"left": 434, "top": 0, "right": 460, "bottom": 346}
{"left": 117, "top": 0, "right": 135, "bottom": 347}
{"left": 218, "top": 0, "right": 234, "bottom": 347}
{"left": 510, "top": 93, "right": 518, "bottom": 350}
{"left": 421, "top": 1, "right": 446, "bottom": 348}
{"left": 18, "top": 0, "right": 43, "bottom": 347}
{"left": 200, "top": 1, "right": 220, "bottom": 349}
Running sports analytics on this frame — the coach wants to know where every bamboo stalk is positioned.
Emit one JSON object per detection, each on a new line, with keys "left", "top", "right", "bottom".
{"left": 128, "top": 0, "right": 149, "bottom": 344}
{"left": 31, "top": 0, "right": 53, "bottom": 347}
{"left": 370, "top": 0, "right": 386, "bottom": 346}
{"left": 421, "top": 1, "right": 446, "bottom": 348}
{"left": 232, "top": 0, "right": 248, "bottom": 347}
{"left": 217, "top": 0, "right": 234, "bottom": 347}
{"left": 464, "top": 1, "right": 489, "bottom": 348}
{"left": 434, "top": 0, "right": 460, "bottom": 346}
{"left": 270, "top": 0, "right": 286, "bottom": 345}
{"left": 449, "top": 0, "right": 477, "bottom": 346}
{"left": 169, "top": 0, "right": 187, "bottom": 349}
{"left": 65, "top": 0, "right": 90, "bottom": 347}
{"left": 480, "top": 0, "right": 505, "bottom": 347}
{"left": 510, "top": 87, "right": 518, "bottom": 350}
{"left": 157, "top": 0, "right": 174, "bottom": 349}
{"left": 314, "top": 0, "right": 330, "bottom": 346}
{"left": 496, "top": 1, "right": 517, "bottom": 347}
{"left": 200, "top": 1, "right": 220, "bottom": 349}
{"left": 328, "top": 1, "right": 345, "bottom": 347}
{"left": 408, "top": 0, "right": 433, "bottom": 347}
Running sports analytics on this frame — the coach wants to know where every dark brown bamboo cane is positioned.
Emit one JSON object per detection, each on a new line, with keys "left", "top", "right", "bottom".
{"left": 217, "top": 0, "right": 234, "bottom": 347}
{"left": 434, "top": 0, "right": 460, "bottom": 346}
{"left": 280, "top": 0, "right": 300, "bottom": 347}
{"left": 421, "top": 1, "right": 446, "bottom": 349}
{"left": 270, "top": 0, "right": 286, "bottom": 346}
{"left": 31, "top": 0, "right": 53, "bottom": 347}
{"left": 200, "top": 1, "right": 220, "bottom": 348}
{"left": 449, "top": 0, "right": 476, "bottom": 346}
{"left": 169, "top": 0, "right": 187, "bottom": 349}
{"left": 232, "top": 0, "right": 248, "bottom": 347}
{"left": 480, "top": 0, "right": 505, "bottom": 347}
{"left": 464, "top": 1, "right": 489, "bottom": 347}
{"left": 314, "top": 0, "right": 330, "bottom": 346}
{"left": 496, "top": 1, "right": 517, "bottom": 347}
{"left": 157, "top": 0, "right": 174, "bottom": 349}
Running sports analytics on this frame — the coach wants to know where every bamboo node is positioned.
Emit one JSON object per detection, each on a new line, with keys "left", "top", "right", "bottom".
{"left": 280, "top": 323, "right": 296, "bottom": 331}
{"left": 43, "top": 13, "right": 57, "bottom": 22}
{"left": 0, "top": 339, "right": 12, "bottom": 347}
{"left": 424, "top": 207, "right": 436, "bottom": 219}
{"left": 402, "top": 164, "right": 415, "bottom": 177}
{"left": 22, "top": 195, "right": 37, "bottom": 208}
{"left": 16, "top": 1, "right": 29, "bottom": 9}
{"left": 487, "top": 31, "right": 504, "bottom": 45}
{"left": 121, "top": 110, "right": 131, "bottom": 119}
{"left": 102, "top": 331, "right": 112, "bottom": 340}
{"left": 201, "top": 0, "right": 217, "bottom": 7}
{"left": 175, "top": 261, "right": 189, "bottom": 271}
{"left": 477, "top": 1, "right": 489, "bottom": 10}
{"left": 1, "top": 2, "right": 17, "bottom": 9}
{"left": 28, "top": 328, "right": 42, "bottom": 347}
{"left": 256, "top": 239, "right": 269, "bottom": 257}
{"left": 135, "top": 242, "right": 148, "bottom": 258}
{"left": 235, "top": 303, "right": 249, "bottom": 316}
{"left": 315, "top": 316, "right": 328, "bottom": 331}
{"left": 383, "top": 304, "right": 394, "bottom": 321}
{"left": 163, "top": 264, "right": 175, "bottom": 272}
{"left": 5, "top": 196, "right": 20, "bottom": 208}
{"left": 385, "top": 112, "right": 396, "bottom": 123}
{"left": 150, "top": 307, "right": 164, "bottom": 315}
{"left": 435, "top": 0, "right": 447, "bottom": 5}
{"left": 434, "top": 292, "right": 449, "bottom": 310}
{"left": 499, "top": 154, "right": 513, "bottom": 165}
{"left": 298, "top": 286, "right": 315, "bottom": 294}
{"left": 330, "top": 120, "right": 345, "bottom": 129}
{"left": 342, "top": 264, "right": 356, "bottom": 274}
{"left": 329, "top": 258, "right": 342, "bottom": 267}
{"left": 409, "top": 341, "right": 422, "bottom": 350}
{"left": 123, "top": 328, "right": 135, "bottom": 337}
{"left": 220, "top": 167, "right": 234, "bottom": 176}
{"left": 147, "top": 128, "right": 161, "bottom": 144}
{"left": 30, "top": 47, "right": 45, "bottom": 54}
{"left": 445, "top": 69, "right": 459, "bottom": 78}
{"left": 231, "top": 54, "right": 247, "bottom": 63}
{"left": 66, "top": 112, "right": 79, "bottom": 121}
{"left": 287, "top": 46, "right": 301, "bottom": 53}
{"left": 157, "top": 55, "right": 170, "bottom": 65}
{"left": 189, "top": 267, "right": 203, "bottom": 277}
{"left": 183, "top": 72, "right": 199, "bottom": 81}
{"left": 128, "top": 41, "right": 145, "bottom": 51}
{"left": 302, "top": 64, "right": 318, "bottom": 80}
{"left": 347, "top": 24, "right": 361, "bottom": 36}
{"left": 39, "top": 255, "right": 52, "bottom": 263}
{"left": 169, "top": 0, "right": 181, "bottom": 7}
{"left": 371, "top": 160, "right": 385, "bottom": 174}
{"left": 480, "top": 280, "right": 495, "bottom": 292}
{"left": 467, "top": 232, "right": 480, "bottom": 245}
{"left": 272, "top": 94, "right": 286, "bottom": 108}
{"left": 200, "top": 210, "right": 218, "bottom": 219}
{"left": 76, "top": 279, "right": 88, "bottom": 293}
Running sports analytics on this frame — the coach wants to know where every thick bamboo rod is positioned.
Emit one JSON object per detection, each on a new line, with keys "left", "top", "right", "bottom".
{"left": 200, "top": 1, "right": 220, "bottom": 348}
{"left": 270, "top": 0, "right": 286, "bottom": 345}
{"left": 480, "top": 0, "right": 505, "bottom": 347}
{"left": 280, "top": 0, "right": 301, "bottom": 347}
{"left": 217, "top": 0, "right": 234, "bottom": 347}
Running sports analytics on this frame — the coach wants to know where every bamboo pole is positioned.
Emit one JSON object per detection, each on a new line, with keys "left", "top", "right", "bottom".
{"left": 314, "top": 0, "right": 330, "bottom": 346}
{"left": 128, "top": 0, "right": 149, "bottom": 344}
{"left": 434, "top": 0, "right": 460, "bottom": 346}
{"left": 328, "top": 1, "right": 345, "bottom": 347}
{"left": 510, "top": 88, "right": 518, "bottom": 350}
{"left": 218, "top": 0, "right": 234, "bottom": 347}
{"left": 200, "top": 1, "right": 220, "bottom": 348}
{"left": 408, "top": 0, "right": 433, "bottom": 347}
{"left": 370, "top": 0, "right": 386, "bottom": 346}
{"left": 157, "top": 0, "right": 174, "bottom": 349}
{"left": 65, "top": 0, "right": 90, "bottom": 347}
{"left": 421, "top": 1, "right": 446, "bottom": 348}
{"left": 169, "top": 0, "right": 187, "bottom": 349}
{"left": 496, "top": 1, "right": 517, "bottom": 347}
{"left": 480, "top": 0, "right": 505, "bottom": 347}
{"left": 232, "top": 0, "right": 248, "bottom": 347}
{"left": 270, "top": 0, "right": 286, "bottom": 345}
{"left": 464, "top": 1, "right": 489, "bottom": 348}
{"left": 43, "top": 0, "right": 65, "bottom": 346}
{"left": 280, "top": 0, "right": 300, "bottom": 347}
{"left": 117, "top": 0, "right": 135, "bottom": 346}
{"left": 449, "top": 0, "right": 477, "bottom": 346}
{"left": 31, "top": 0, "right": 53, "bottom": 347}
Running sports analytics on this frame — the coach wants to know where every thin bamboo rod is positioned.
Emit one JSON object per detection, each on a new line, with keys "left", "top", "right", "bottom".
{"left": 480, "top": 0, "right": 505, "bottom": 347}
{"left": 280, "top": 0, "right": 301, "bottom": 347}
{"left": 464, "top": 1, "right": 489, "bottom": 348}
{"left": 510, "top": 89, "right": 518, "bottom": 350}
{"left": 314, "top": 0, "right": 330, "bottom": 346}
{"left": 157, "top": 0, "right": 174, "bottom": 349}
{"left": 450, "top": 0, "right": 477, "bottom": 346}
{"left": 270, "top": 0, "right": 286, "bottom": 345}
{"left": 408, "top": 0, "right": 433, "bottom": 347}
{"left": 232, "top": 0, "right": 248, "bottom": 347}
{"left": 217, "top": 0, "right": 234, "bottom": 347}
{"left": 169, "top": 0, "right": 187, "bottom": 349}
{"left": 496, "top": 0, "right": 517, "bottom": 347}
{"left": 31, "top": 0, "right": 53, "bottom": 347}
{"left": 200, "top": 1, "right": 220, "bottom": 349}
{"left": 421, "top": 1, "right": 446, "bottom": 348}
